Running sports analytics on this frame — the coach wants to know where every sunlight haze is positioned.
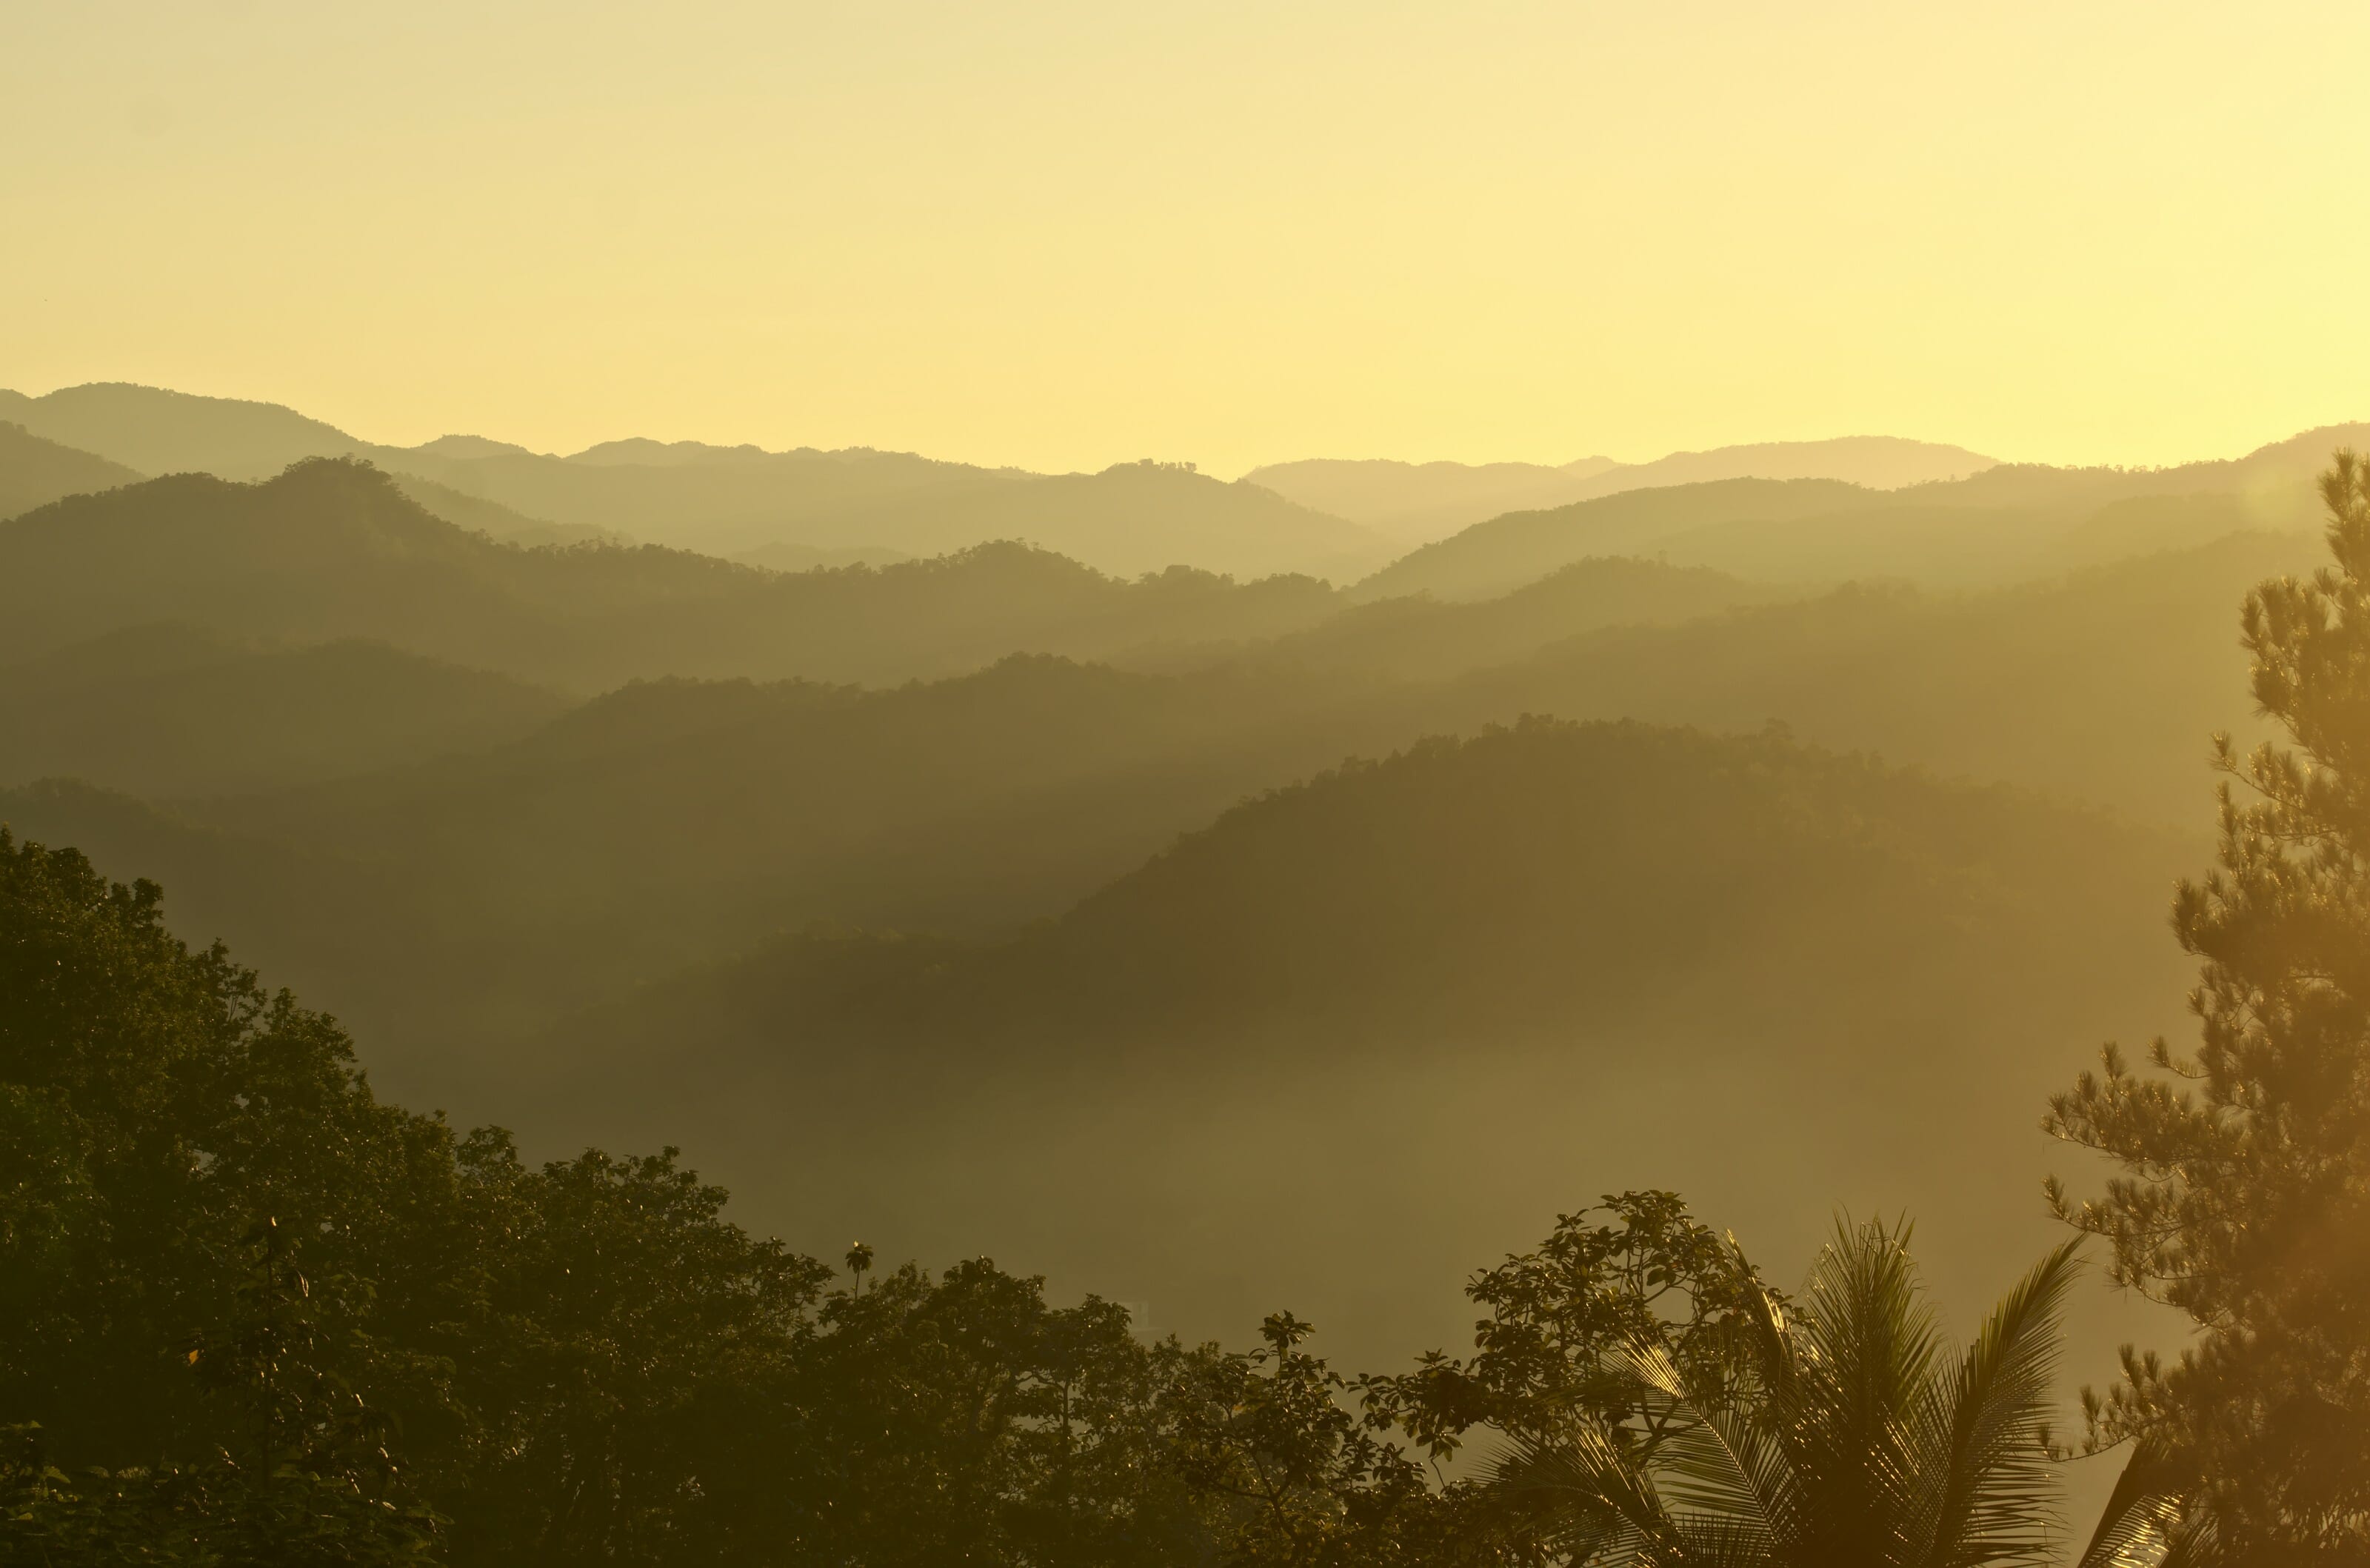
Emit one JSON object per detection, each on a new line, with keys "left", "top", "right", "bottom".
{"left": 12, "top": 3, "right": 2370, "bottom": 1556}
{"left": 7, "top": 0, "right": 2366, "bottom": 473}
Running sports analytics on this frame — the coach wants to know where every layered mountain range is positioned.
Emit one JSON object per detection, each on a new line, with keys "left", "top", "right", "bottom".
{"left": 0, "top": 379, "right": 2352, "bottom": 1362}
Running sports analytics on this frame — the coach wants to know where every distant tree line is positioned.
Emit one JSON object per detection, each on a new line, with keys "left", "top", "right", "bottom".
{"left": 8, "top": 456, "right": 2370, "bottom": 1563}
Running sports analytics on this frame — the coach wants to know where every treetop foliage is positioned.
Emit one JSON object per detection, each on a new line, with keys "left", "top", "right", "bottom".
{"left": 2047, "top": 449, "right": 2370, "bottom": 1560}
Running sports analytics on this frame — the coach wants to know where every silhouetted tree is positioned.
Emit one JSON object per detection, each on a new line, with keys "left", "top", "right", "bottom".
{"left": 1475, "top": 1218, "right": 2081, "bottom": 1567}
{"left": 2047, "top": 451, "right": 2370, "bottom": 1560}
{"left": 1166, "top": 1309, "right": 1466, "bottom": 1567}
{"left": 0, "top": 829, "right": 447, "bottom": 1560}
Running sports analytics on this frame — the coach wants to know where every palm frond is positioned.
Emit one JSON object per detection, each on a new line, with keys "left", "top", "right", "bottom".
{"left": 1666, "top": 1508, "right": 1782, "bottom": 1568}
{"left": 1609, "top": 1337, "right": 1799, "bottom": 1553}
{"left": 1909, "top": 1237, "right": 2083, "bottom": 1568}
{"left": 1489, "top": 1427, "right": 1686, "bottom": 1566}
{"left": 1730, "top": 1239, "right": 1799, "bottom": 1402}
{"left": 2072, "top": 1441, "right": 2192, "bottom": 1568}
{"left": 1783, "top": 1217, "right": 1937, "bottom": 1564}
{"left": 2152, "top": 1512, "right": 2221, "bottom": 1568}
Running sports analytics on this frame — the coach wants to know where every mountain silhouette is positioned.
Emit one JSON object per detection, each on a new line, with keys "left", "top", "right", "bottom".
{"left": 1354, "top": 429, "right": 2362, "bottom": 600}
{"left": 0, "top": 383, "right": 1389, "bottom": 578}
{"left": 0, "top": 420, "right": 144, "bottom": 518}
{"left": 0, "top": 458, "right": 1345, "bottom": 690}
{"left": 1248, "top": 436, "right": 1998, "bottom": 541}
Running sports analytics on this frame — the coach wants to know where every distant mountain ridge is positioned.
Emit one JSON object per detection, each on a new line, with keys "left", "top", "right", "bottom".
{"left": 11, "top": 381, "right": 2359, "bottom": 594}
{"left": 1246, "top": 436, "right": 2000, "bottom": 541}
{"left": 0, "top": 459, "right": 1346, "bottom": 692}
{"left": 1353, "top": 426, "right": 2369, "bottom": 601}
{"left": 0, "top": 383, "right": 1390, "bottom": 579}
{"left": 0, "top": 421, "right": 145, "bottom": 518}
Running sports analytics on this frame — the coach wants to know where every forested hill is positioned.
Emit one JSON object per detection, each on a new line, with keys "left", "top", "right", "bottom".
{"left": 1210, "top": 556, "right": 1783, "bottom": 680}
{"left": 574, "top": 717, "right": 2184, "bottom": 1062}
{"left": 523, "top": 718, "right": 2192, "bottom": 1365}
{"left": 1353, "top": 478, "right": 1880, "bottom": 600}
{"left": 0, "top": 656, "right": 1412, "bottom": 1083}
{"left": 1422, "top": 529, "right": 2320, "bottom": 827}
{"left": 0, "top": 779, "right": 2182, "bottom": 1564}
{"left": 0, "top": 531, "right": 2289, "bottom": 1090}
{"left": 0, "top": 716, "right": 2195, "bottom": 1380}
{"left": 0, "top": 458, "right": 1343, "bottom": 690}
{"left": 0, "top": 624, "right": 567, "bottom": 797}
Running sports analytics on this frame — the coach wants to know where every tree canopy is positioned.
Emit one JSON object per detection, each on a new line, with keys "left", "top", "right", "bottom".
{"left": 2048, "top": 450, "right": 2370, "bottom": 1558}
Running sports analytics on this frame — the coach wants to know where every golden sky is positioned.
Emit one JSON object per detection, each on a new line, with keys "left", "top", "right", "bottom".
{"left": 7, "top": 1, "right": 2366, "bottom": 475}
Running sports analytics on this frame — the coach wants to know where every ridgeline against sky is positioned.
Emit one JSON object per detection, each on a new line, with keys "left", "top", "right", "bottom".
{"left": 7, "top": 4, "right": 2367, "bottom": 474}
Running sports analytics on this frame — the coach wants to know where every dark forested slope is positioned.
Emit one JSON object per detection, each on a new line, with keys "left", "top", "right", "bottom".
{"left": 573, "top": 718, "right": 2184, "bottom": 1061}
{"left": 0, "top": 827, "right": 1309, "bottom": 1567}
{"left": 519, "top": 718, "right": 2192, "bottom": 1371}
{"left": 1424, "top": 531, "right": 2316, "bottom": 827}
{"left": 193, "top": 654, "right": 1406, "bottom": 943}
{"left": 1208, "top": 556, "right": 1785, "bottom": 680}
{"left": 0, "top": 624, "right": 567, "bottom": 796}
{"left": 0, "top": 716, "right": 2196, "bottom": 1387}
{"left": 0, "top": 657, "right": 1417, "bottom": 1084}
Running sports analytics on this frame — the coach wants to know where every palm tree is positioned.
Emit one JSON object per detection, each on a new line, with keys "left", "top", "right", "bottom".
{"left": 1489, "top": 1218, "right": 2098, "bottom": 1567}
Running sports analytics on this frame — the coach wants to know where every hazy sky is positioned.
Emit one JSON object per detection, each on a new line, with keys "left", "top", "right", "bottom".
{"left": 7, "top": 1, "right": 2366, "bottom": 475}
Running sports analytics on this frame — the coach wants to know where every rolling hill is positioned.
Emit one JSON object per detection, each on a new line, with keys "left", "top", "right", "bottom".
{"left": 0, "top": 421, "right": 144, "bottom": 518}
{"left": 555, "top": 716, "right": 2184, "bottom": 1055}
{"left": 0, "top": 527, "right": 2294, "bottom": 1087}
{"left": 0, "top": 624, "right": 567, "bottom": 797}
{"left": 0, "top": 407, "right": 624, "bottom": 547}
{"left": 0, "top": 382, "right": 362, "bottom": 479}
{"left": 1169, "top": 556, "right": 1789, "bottom": 680}
{"left": 0, "top": 458, "right": 1346, "bottom": 690}
{"left": 1353, "top": 478, "right": 1883, "bottom": 599}
{"left": 487, "top": 717, "right": 2194, "bottom": 1372}
{"left": 0, "top": 516, "right": 2288, "bottom": 1369}
{"left": 1415, "top": 530, "right": 2316, "bottom": 827}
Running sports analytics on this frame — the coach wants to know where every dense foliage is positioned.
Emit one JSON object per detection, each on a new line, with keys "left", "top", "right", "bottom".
{"left": 0, "top": 824, "right": 2121, "bottom": 1566}
{"left": 0, "top": 826, "right": 1495, "bottom": 1565}
{"left": 1478, "top": 1223, "right": 2083, "bottom": 1567}
{"left": 2048, "top": 450, "right": 2370, "bottom": 1560}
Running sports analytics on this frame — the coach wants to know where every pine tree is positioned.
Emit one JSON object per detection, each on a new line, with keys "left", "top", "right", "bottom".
{"left": 2046, "top": 451, "right": 2370, "bottom": 1559}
